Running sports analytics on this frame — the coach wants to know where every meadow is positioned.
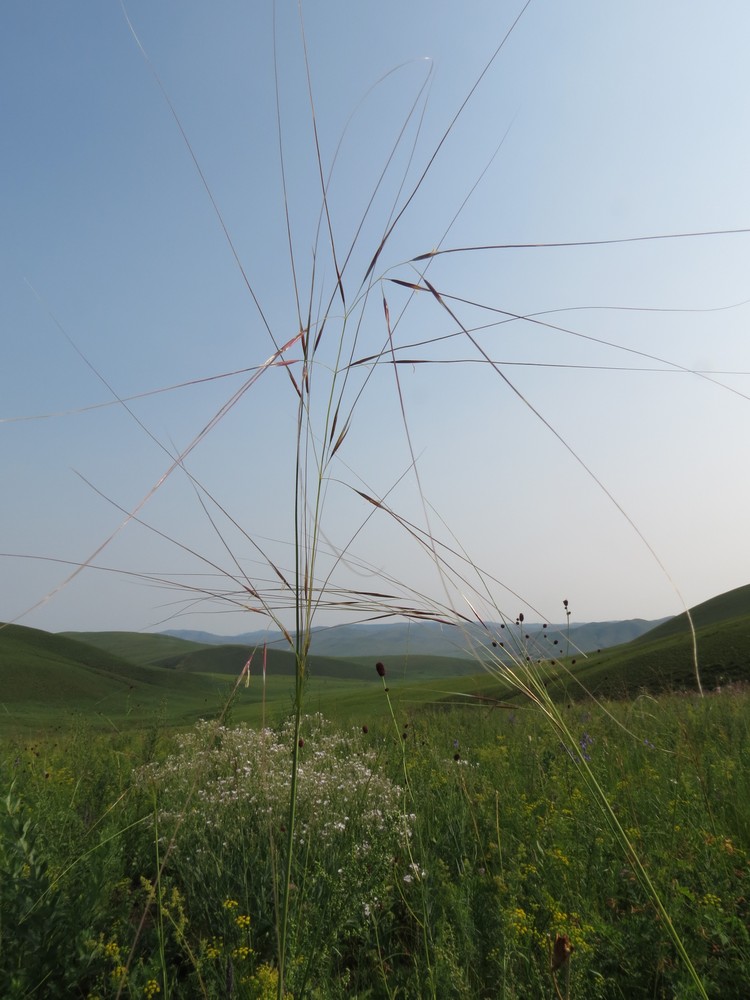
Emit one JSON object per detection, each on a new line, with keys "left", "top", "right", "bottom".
{"left": 2, "top": 675, "right": 749, "bottom": 998}
{"left": 3, "top": 585, "right": 750, "bottom": 997}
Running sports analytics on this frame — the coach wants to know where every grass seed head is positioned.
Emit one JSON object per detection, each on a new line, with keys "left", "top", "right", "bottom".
{"left": 551, "top": 933, "right": 572, "bottom": 971}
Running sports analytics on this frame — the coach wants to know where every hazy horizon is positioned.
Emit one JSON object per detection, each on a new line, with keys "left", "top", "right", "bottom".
{"left": 3, "top": 2, "right": 750, "bottom": 636}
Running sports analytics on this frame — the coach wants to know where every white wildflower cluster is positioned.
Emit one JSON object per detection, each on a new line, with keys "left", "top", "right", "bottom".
{"left": 402, "top": 861, "right": 427, "bottom": 884}
{"left": 138, "top": 714, "right": 412, "bottom": 911}
{"left": 138, "top": 715, "right": 412, "bottom": 931}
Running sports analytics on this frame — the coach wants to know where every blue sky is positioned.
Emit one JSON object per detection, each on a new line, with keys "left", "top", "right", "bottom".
{"left": 2, "top": 1, "right": 750, "bottom": 635}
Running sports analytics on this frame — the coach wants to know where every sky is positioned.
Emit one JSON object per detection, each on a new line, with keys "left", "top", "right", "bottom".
{"left": 2, "top": 1, "right": 750, "bottom": 637}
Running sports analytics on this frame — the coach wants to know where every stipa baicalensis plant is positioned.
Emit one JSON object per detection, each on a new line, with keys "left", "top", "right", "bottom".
{"left": 4, "top": 2, "right": 750, "bottom": 996}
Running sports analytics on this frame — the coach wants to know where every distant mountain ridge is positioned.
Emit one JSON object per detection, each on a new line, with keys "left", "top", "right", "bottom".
{"left": 161, "top": 617, "right": 670, "bottom": 659}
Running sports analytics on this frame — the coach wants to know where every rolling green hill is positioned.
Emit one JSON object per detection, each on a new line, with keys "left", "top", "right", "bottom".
{"left": 60, "top": 632, "right": 385, "bottom": 680}
{"left": 4, "top": 583, "right": 750, "bottom": 732}
{"left": 540, "top": 589, "right": 750, "bottom": 701}
{"left": 0, "top": 623, "right": 257, "bottom": 730}
{"left": 630, "top": 582, "right": 750, "bottom": 644}
{"left": 426, "top": 586, "right": 750, "bottom": 707}
{"left": 584, "top": 620, "right": 749, "bottom": 698}
{"left": 154, "top": 643, "right": 377, "bottom": 681}
{"left": 1, "top": 623, "right": 161, "bottom": 697}
{"left": 2, "top": 623, "right": 484, "bottom": 732}
{"left": 58, "top": 631, "right": 480, "bottom": 684}
{"left": 59, "top": 630, "right": 214, "bottom": 666}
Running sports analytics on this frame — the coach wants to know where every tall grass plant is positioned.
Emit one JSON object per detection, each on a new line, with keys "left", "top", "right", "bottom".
{"left": 3, "top": 2, "right": 750, "bottom": 996}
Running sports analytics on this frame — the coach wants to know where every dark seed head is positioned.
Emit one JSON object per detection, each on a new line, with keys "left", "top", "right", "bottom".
{"left": 375, "top": 661, "right": 386, "bottom": 677}
{"left": 453, "top": 753, "right": 461, "bottom": 762}
{"left": 362, "top": 725, "right": 369, "bottom": 734}
{"left": 298, "top": 738, "right": 304, "bottom": 748}
{"left": 551, "top": 933, "right": 572, "bottom": 971}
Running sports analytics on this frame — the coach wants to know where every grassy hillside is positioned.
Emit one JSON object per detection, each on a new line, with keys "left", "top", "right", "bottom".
{"left": 1, "top": 623, "right": 161, "bottom": 696}
{"left": 543, "top": 612, "right": 750, "bottom": 702}
{"left": 156, "top": 643, "right": 381, "bottom": 681}
{"left": 0, "top": 623, "right": 494, "bottom": 733}
{"left": 0, "top": 623, "right": 261, "bottom": 731}
{"left": 631, "top": 582, "right": 750, "bottom": 644}
{"left": 63, "top": 632, "right": 482, "bottom": 684}
{"left": 424, "top": 589, "right": 750, "bottom": 708}
{"left": 59, "top": 630, "right": 214, "bottom": 666}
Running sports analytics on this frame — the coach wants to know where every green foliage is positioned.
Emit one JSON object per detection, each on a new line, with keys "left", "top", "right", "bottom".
{"left": 1, "top": 690, "right": 749, "bottom": 996}
{"left": 0, "top": 785, "right": 79, "bottom": 997}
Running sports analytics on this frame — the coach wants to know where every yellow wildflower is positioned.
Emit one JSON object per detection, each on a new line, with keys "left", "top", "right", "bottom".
{"left": 104, "top": 940, "right": 121, "bottom": 961}
{"left": 206, "top": 937, "right": 223, "bottom": 960}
